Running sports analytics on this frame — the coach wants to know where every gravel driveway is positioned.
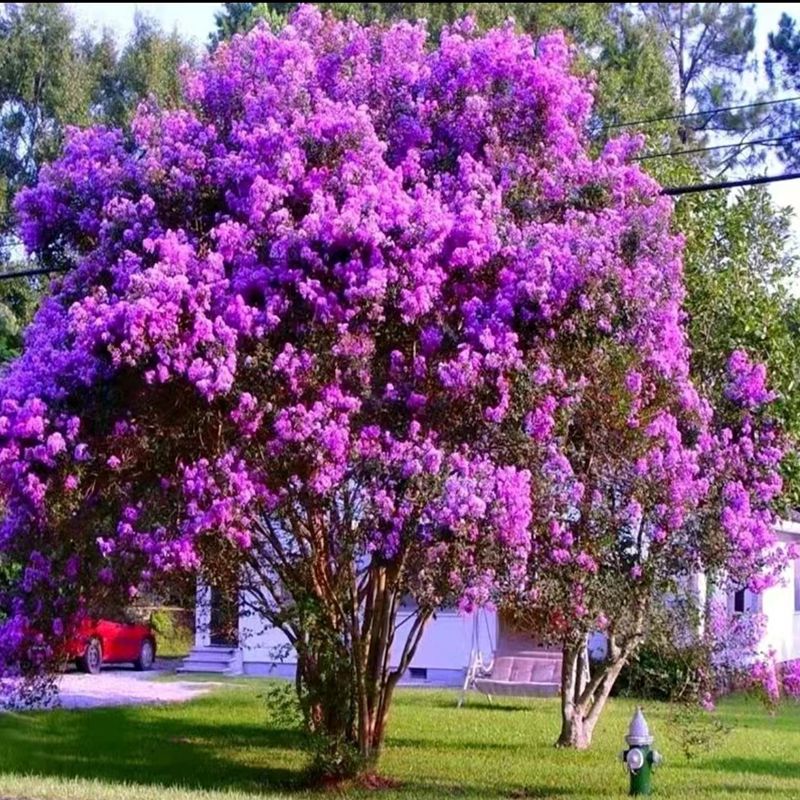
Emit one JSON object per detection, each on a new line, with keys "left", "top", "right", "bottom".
{"left": 54, "top": 667, "right": 216, "bottom": 709}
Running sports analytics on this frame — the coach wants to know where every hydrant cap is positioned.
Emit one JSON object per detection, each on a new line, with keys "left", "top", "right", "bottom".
{"left": 625, "top": 707, "right": 653, "bottom": 746}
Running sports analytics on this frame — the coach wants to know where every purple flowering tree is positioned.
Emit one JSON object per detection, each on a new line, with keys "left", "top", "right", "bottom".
{"left": 0, "top": 8, "right": 548, "bottom": 772}
{"left": 0, "top": 5, "right": 789, "bottom": 769}
{"left": 510, "top": 346, "right": 787, "bottom": 748}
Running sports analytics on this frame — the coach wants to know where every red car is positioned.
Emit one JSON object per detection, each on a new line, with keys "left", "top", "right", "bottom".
{"left": 66, "top": 619, "right": 157, "bottom": 674}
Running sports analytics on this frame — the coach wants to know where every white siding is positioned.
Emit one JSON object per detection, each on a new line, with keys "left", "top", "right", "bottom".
{"left": 237, "top": 597, "right": 495, "bottom": 674}
{"left": 756, "top": 521, "right": 800, "bottom": 663}
{"left": 389, "top": 609, "right": 492, "bottom": 671}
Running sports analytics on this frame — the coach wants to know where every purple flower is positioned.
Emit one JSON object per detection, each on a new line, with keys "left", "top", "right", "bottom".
{"left": 725, "top": 350, "right": 776, "bottom": 409}
{"left": 0, "top": 6, "right": 786, "bottom": 715}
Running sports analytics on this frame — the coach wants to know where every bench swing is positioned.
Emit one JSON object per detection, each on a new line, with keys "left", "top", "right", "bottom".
{"left": 457, "top": 611, "right": 562, "bottom": 706}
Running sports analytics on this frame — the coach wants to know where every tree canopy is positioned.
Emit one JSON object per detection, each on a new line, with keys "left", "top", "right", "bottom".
{"left": 0, "top": 7, "right": 789, "bottom": 770}
{"left": 0, "top": 3, "right": 196, "bottom": 361}
{"left": 767, "top": 12, "right": 800, "bottom": 168}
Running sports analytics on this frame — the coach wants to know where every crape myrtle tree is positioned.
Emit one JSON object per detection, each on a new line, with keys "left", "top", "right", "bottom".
{"left": 0, "top": 5, "right": 788, "bottom": 771}
{"left": 511, "top": 342, "right": 786, "bottom": 748}
{"left": 0, "top": 7, "right": 562, "bottom": 769}
{"left": 518, "top": 166, "right": 798, "bottom": 751}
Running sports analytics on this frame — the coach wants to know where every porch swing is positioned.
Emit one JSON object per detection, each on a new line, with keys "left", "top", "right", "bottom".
{"left": 458, "top": 610, "right": 562, "bottom": 705}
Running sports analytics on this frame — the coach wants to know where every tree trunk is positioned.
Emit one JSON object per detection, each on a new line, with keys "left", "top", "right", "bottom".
{"left": 289, "top": 573, "right": 431, "bottom": 779}
{"left": 247, "top": 519, "right": 432, "bottom": 780}
{"left": 558, "top": 705, "right": 593, "bottom": 749}
{"left": 556, "top": 641, "right": 594, "bottom": 749}
{"left": 556, "top": 639, "right": 633, "bottom": 750}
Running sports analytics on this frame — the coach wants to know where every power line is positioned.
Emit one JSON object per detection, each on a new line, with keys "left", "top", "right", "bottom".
{"left": 603, "top": 94, "right": 800, "bottom": 132}
{"left": 637, "top": 132, "right": 800, "bottom": 162}
{"left": 0, "top": 265, "right": 69, "bottom": 281}
{"left": 1, "top": 175, "right": 800, "bottom": 282}
{"left": 662, "top": 170, "right": 800, "bottom": 197}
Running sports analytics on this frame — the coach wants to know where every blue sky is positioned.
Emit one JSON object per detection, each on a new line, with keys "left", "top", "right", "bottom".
{"left": 68, "top": 2, "right": 799, "bottom": 227}
{"left": 751, "top": 4, "right": 795, "bottom": 219}
{"left": 70, "top": 3, "right": 221, "bottom": 46}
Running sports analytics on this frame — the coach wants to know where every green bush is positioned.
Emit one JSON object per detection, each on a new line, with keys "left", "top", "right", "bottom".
{"left": 147, "top": 608, "right": 194, "bottom": 658}
{"left": 612, "top": 644, "right": 706, "bottom": 702}
{"left": 261, "top": 680, "right": 365, "bottom": 781}
{"left": 609, "top": 642, "right": 732, "bottom": 760}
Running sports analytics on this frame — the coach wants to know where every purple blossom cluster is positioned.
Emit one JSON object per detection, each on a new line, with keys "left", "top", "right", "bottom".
{"left": 725, "top": 350, "right": 777, "bottom": 409}
{"left": 690, "top": 595, "right": 800, "bottom": 711}
{"left": 0, "top": 7, "right": 787, "bottom": 682}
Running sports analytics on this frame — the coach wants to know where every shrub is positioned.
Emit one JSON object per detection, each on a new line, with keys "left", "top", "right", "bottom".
{"left": 147, "top": 608, "right": 194, "bottom": 658}
{"left": 613, "top": 644, "right": 706, "bottom": 702}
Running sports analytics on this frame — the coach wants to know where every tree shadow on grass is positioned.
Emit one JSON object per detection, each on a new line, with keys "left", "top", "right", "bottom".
{"left": 695, "top": 757, "right": 800, "bottom": 779}
{"left": 389, "top": 736, "right": 530, "bottom": 753}
{"left": 0, "top": 686, "right": 586, "bottom": 800}
{"left": 0, "top": 705, "right": 579, "bottom": 800}
{"left": 0, "top": 704, "right": 308, "bottom": 794}
{"left": 398, "top": 780, "right": 575, "bottom": 799}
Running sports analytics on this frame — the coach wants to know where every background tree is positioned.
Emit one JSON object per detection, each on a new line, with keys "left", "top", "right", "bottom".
{"left": 680, "top": 186, "right": 800, "bottom": 506}
{"left": 766, "top": 12, "right": 800, "bottom": 168}
{"left": 591, "top": 4, "right": 676, "bottom": 133}
{"left": 0, "top": 280, "right": 38, "bottom": 363}
{"left": 91, "top": 13, "right": 195, "bottom": 129}
{"left": 210, "top": 3, "right": 292, "bottom": 48}
{"left": 638, "top": 3, "right": 762, "bottom": 169}
{"left": 0, "top": 4, "right": 102, "bottom": 363}
{"left": 0, "top": 3, "right": 96, "bottom": 258}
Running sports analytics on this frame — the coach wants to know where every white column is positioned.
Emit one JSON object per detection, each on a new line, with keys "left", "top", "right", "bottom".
{"left": 690, "top": 571, "right": 708, "bottom": 637}
{"left": 195, "top": 580, "right": 211, "bottom": 648}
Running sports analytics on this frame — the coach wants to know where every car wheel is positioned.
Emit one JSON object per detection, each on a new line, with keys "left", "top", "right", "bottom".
{"left": 134, "top": 638, "right": 155, "bottom": 671}
{"left": 77, "top": 638, "right": 103, "bottom": 675}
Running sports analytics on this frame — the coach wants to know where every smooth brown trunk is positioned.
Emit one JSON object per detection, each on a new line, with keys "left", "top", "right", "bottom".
{"left": 556, "top": 641, "right": 631, "bottom": 750}
{"left": 558, "top": 709, "right": 593, "bottom": 749}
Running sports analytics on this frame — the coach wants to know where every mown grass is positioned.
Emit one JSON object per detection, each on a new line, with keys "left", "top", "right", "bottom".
{"left": 0, "top": 681, "right": 798, "bottom": 799}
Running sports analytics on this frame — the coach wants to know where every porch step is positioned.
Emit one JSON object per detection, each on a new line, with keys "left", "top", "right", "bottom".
{"left": 178, "top": 646, "right": 243, "bottom": 676}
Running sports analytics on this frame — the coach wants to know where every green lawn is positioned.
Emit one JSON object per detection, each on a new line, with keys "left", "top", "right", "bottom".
{"left": 0, "top": 682, "right": 798, "bottom": 799}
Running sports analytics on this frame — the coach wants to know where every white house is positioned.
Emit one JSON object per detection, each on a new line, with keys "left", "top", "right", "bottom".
{"left": 181, "top": 582, "right": 571, "bottom": 690}
{"left": 735, "top": 518, "right": 800, "bottom": 664}
{"left": 180, "top": 519, "right": 800, "bottom": 685}
{"left": 182, "top": 586, "right": 529, "bottom": 686}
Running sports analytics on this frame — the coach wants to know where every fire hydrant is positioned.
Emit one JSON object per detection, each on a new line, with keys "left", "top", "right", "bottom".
{"left": 620, "top": 707, "right": 662, "bottom": 796}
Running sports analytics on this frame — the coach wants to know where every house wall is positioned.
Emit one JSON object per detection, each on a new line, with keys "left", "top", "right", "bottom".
{"left": 237, "top": 598, "right": 497, "bottom": 685}
{"left": 760, "top": 521, "right": 800, "bottom": 663}
{"left": 389, "top": 608, "right": 491, "bottom": 683}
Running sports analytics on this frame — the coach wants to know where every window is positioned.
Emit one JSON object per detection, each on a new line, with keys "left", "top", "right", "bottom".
{"left": 794, "top": 560, "right": 800, "bottom": 612}
{"left": 408, "top": 667, "right": 428, "bottom": 681}
{"left": 733, "top": 589, "right": 746, "bottom": 614}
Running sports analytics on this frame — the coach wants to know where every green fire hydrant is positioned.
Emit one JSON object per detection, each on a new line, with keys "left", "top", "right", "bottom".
{"left": 620, "top": 707, "right": 663, "bottom": 796}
